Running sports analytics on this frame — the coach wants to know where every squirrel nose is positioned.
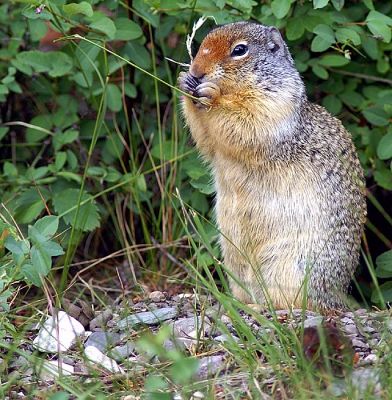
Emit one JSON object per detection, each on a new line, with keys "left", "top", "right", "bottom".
{"left": 189, "top": 65, "right": 206, "bottom": 80}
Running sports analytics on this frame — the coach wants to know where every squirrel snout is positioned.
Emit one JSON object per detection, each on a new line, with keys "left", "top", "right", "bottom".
{"left": 189, "top": 64, "right": 206, "bottom": 80}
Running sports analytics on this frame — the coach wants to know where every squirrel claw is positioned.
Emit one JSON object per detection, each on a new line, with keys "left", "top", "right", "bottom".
{"left": 194, "top": 81, "right": 221, "bottom": 109}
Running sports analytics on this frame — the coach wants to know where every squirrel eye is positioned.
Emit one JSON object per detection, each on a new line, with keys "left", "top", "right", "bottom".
{"left": 231, "top": 44, "right": 248, "bottom": 58}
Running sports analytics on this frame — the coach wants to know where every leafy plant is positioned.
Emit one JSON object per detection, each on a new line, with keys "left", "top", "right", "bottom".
{"left": 0, "top": 0, "right": 391, "bottom": 310}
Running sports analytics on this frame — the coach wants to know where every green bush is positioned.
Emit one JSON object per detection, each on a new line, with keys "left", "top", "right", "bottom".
{"left": 0, "top": 0, "right": 391, "bottom": 309}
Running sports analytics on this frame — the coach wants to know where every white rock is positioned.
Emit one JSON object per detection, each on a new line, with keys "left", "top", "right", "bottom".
{"left": 84, "top": 345, "right": 124, "bottom": 374}
{"left": 33, "top": 311, "right": 85, "bottom": 353}
{"left": 191, "top": 391, "right": 205, "bottom": 399}
{"left": 39, "top": 360, "right": 74, "bottom": 380}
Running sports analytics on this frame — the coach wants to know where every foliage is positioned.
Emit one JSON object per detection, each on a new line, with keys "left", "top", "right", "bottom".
{"left": 0, "top": 0, "right": 391, "bottom": 309}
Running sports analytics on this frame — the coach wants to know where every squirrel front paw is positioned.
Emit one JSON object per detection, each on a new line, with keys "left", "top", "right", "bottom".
{"left": 194, "top": 82, "right": 221, "bottom": 109}
{"left": 178, "top": 72, "right": 221, "bottom": 109}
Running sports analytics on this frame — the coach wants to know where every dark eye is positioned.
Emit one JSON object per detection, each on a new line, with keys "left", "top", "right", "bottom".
{"left": 231, "top": 44, "right": 248, "bottom": 57}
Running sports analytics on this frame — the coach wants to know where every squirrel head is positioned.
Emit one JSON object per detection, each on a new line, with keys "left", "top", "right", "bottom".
{"left": 189, "top": 22, "right": 305, "bottom": 104}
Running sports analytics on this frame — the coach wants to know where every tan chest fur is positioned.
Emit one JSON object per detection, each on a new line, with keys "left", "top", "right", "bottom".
{"left": 213, "top": 154, "right": 322, "bottom": 307}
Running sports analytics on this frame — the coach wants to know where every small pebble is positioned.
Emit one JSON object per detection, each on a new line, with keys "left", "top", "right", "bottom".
{"left": 149, "top": 291, "right": 165, "bottom": 302}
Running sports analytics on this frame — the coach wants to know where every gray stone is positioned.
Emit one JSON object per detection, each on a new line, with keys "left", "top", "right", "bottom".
{"left": 351, "top": 367, "right": 381, "bottom": 396}
{"left": 196, "top": 355, "right": 225, "bottom": 380}
{"left": 171, "top": 316, "right": 211, "bottom": 348}
{"left": 109, "top": 342, "right": 136, "bottom": 361}
{"left": 33, "top": 311, "right": 85, "bottom": 353}
{"left": 84, "top": 331, "right": 122, "bottom": 353}
{"left": 304, "top": 316, "right": 324, "bottom": 329}
{"left": 89, "top": 309, "right": 113, "bottom": 330}
{"left": 214, "top": 334, "right": 239, "bottom": 343}
{"left": 342, "top": 324, "right": 358, "bottom": 335}
{"left": 84, "top": 346, "right": 124, "bottom": 374}
{"left": 117, "top": 307, "right": 178, "bottom": 329}
{"left": 352, "top": 339, "right": 369, "bottom": 349}
{"left": 340, "top": 317, "right": 355, "bottom": 324}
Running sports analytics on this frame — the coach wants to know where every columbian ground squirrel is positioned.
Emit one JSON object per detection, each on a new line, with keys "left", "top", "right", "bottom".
{"left": 178, "top": 22, "right": 367, "bottom": 311}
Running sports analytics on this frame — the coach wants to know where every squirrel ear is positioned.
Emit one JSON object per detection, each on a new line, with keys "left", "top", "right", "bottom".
{"left": 266, "top": 27, "right": 286, "bottom": 57}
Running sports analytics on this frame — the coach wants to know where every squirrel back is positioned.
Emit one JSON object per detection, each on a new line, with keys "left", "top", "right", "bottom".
{"left": 178, "top": 22, "right": 366, "bottom": 310}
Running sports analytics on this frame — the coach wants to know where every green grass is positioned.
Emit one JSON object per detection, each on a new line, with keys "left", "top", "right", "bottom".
{"left": 1, "top": 4, "right": 392, "bottom": 398}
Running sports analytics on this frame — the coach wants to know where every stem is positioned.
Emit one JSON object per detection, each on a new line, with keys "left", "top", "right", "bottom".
{"left": 329, "top": 68, "right": 392, "bottom": 85}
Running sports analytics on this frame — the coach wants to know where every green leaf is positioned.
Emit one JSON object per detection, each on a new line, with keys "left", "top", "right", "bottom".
{"left": 53, "top": 188, "right": 100, "bottom": 232}
{"left": 21, "top": 263, "right": 42, "bottom": 287}
{"left": 16, "top": 51, "right": 73, "bottom": 77}
{"left": 372, "top": 281, "right": 392, "bottom": 303}
{"left": 339, "top": 91, "right": 364, "bottom": 108}
{"left": 311, "top": 36, "right": 333, "bottom": 52}
{"left": 367, "top": 21, "right": 391, "bottom": 43}
{"left": 55, "top": 151, "right": 67, "bottom": 170}
{"left": 190, "top": 175, "right": 215, "bottom": 195}
{"left": 366, "top": 11, "right": 392, "bottom": 43}
{"left": 31, "top": 244, "right": 51, "bottom": 275}
{"left": 374, "top": 169, "right": 392, "bottom": 190}
{"left": 363, "top": 0, "right": 374, "bottom": 10}
{"left": 3, "top": 161, "right": 17, "bottom": 178}
{"left": 286, "top": 18, "right": 305, "bottom": 41}
{"left": 366, "top": 10, "right": 392, "bottom": 26}
{"left": 53, "top": 129, "right": 79, "bottom": 151}
{"left": 271, "top": 0, "right": 291, "bottom": 19}
{"left": 363, "top": 106, "right": 389, "bottom": 126}
{"left": 331, "top": 0, "right": 344, "bottom": 11}
{"left": 63, "top": 2, "right": 93, "bottom": 17}
{"left": 319, "top": 54, "right": 350, "bottom": 67}
{"left": 312, "top": 64, "right": 329, "bottom": 79}
{"left": 106, "top": 84, "right": 123, "bottom": 112}
{"left": 26, "top": 114, "right": 52, "bottom": 143}
{"left": 375, "top": 250, "right": 392, "bottom": 278}
{"left": 33, "top": 216, "right": 59, "bottom": 239}
{"left": 151, "top": 140, "right": 175, "bottom": 160}
{"left": 313, "top": 0, "right": 329, "bottom": 9}
{"left": 322, "top": 95, "right": 342, "bottom": 115}
{"left": 114, "top": 18, "right": 143, "bottom": 41}
{"left": 313, "top": 24, "right": 335, "bottom": 42}
{"left": 361, "top": 35, "right": 379, "bottom": 60}
{"left": 90, "top": 17, "right": 116, "bottom": 39}
{"left": 0, "top": 127, "right": 9, "bottom": 141}
{"left": 335, "top": 28, "right": 361, "bottom": 46}
{"left": 14, "top": 189, "right": 50, "bottom": 224}
{"left": 170, "top": 358, "right": 199, "bottom": 385}
{"left": 377, "top": 131, "right": 392, "bottom": 160}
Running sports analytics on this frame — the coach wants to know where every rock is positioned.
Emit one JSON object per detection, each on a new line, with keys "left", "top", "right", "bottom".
{"left": 38, "top": 360, "right": 74, "bottom": 380}
{"left": 117, "top": 307, "right": 178, "bottom": 329}
{"left": 342, "top": 324, "right": 358, "bottom": 335}
{"left": 191, "top": 391, "right": 205, "bottom": 399}
{"left": 90, "top": 310, "right": 113, "bottom": 330}
{"left": 360, "top": 353, "right": 378, "bottom": 366}
{"left": 33, "top": 311, "right": 85, "bottom": 353}
{"left": 196, "top": 355, "right": 225, "bottom": 380}
{"left": 84, "top": 331, "right": 122, "bottom": 353}
{"left": 171, "top": 316, "right": 211, "bottom": 348}
{"left": 214, "top": 334, "right": 239, "bottom": 343}
{"left": 352, "top": 339, "right": 369, "bottom": 349}
{"left": 62, "top": 299, "right": 82, "bottom": 320}
{"left": 304, "top": 316, "right": 324, "bottom": 329}
{"left": 109, "top": 342, "right": 136, "bottom": 361}
{"left": 351, "top": 367, "right": 381, "bottom": 396}
{"left": 149, "top": 291, "right": 165, "bottom": 302}
{"left": 84, "top": 346, "right": 124, "bottom": 374}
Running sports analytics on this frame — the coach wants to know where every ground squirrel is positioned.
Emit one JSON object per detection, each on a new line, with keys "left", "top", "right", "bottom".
{"left": 178, "top": 22, "right": 366, "bottom": 311}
